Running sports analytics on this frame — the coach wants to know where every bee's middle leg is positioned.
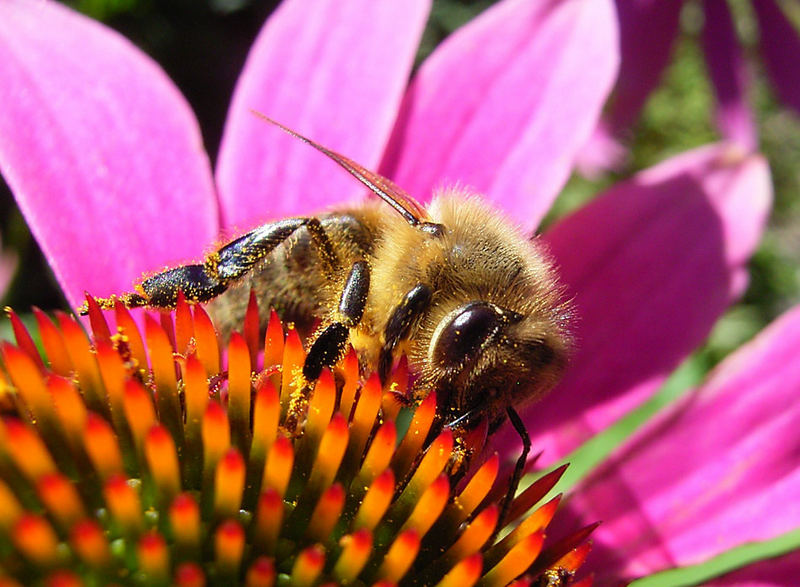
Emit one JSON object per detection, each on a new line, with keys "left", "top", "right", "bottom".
{"left": 303, "top": 260, "right": 370, "bottom": 381}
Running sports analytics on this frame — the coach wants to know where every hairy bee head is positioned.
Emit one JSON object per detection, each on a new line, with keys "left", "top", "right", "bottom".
{"left": 428, "top": 298, "right": 569, "bottom": 428}
{"left": 408, "top": 193, "right": 571, "bottom": 428}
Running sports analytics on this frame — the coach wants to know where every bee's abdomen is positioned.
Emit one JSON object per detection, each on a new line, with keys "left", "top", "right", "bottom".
{"left": 208, "top": 209, "right": 379, "bottom": 336}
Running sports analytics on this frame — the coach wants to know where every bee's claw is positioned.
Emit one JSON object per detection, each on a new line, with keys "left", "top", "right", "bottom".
{"left": 77, "top": 292, "right": 148, "bottom": 316}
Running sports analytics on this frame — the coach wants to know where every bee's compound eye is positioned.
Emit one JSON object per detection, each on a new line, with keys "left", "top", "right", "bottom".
{"left": 432, "top": 302, "right": 501, "bottom": 368}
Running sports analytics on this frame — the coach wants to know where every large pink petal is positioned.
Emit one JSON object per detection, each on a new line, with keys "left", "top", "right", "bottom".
{"left": 708, "top": 550, "right": 800, "bottom": 586}
{"left": 752, "top": 0, "right": 800, "bottom": 115}
{"left": 702, "top": 0, "right": 757, "bottom": 151}
{"left": 380, "top": 0, "right": 619, "bottom": 230}
{"left": 606, "top": 0, "right": 682, "bottom": 132}
{"left": 0, "top": 0, "right": 217, "bottom": 308}
{"left": 555, "top": 303, "right": 800, "bottom": 581}
{"left": 574, "top": 0, "right": 682, "bottom": 176}
{"left": 501, "top": 144, "right": 771, "bottom": 463}
{"left": 216, "top": 0, "right": 430, "bottom": 229}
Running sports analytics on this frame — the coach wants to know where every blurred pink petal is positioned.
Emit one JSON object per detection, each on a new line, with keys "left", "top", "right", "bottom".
{"left": 216, "top": 0, "right": 430, "bottom": 229}
{"left": 708, "top": 549, "right": 800, "bottom": 585}
{"left": 380, "top": 0, "right": 619, "bottom": 230}
{"left": 752, "top": 0, "right": 800, "bottom": 114}
{"left": 504, "top": 144, "right": 771, "bottom": 463}
{"left": 606, "top": 0, "right": 682, "bottom": 132}
{"left": 702, "top": 0, "right": 757, "bottom": 151}
{"left": 573, "top": 121, "right": 629, "bottom": 178}
{"left": 557, "top": 303, "right": 800, "bottom": 581}
{"left": 0, "top": 0, "right": 217, "bottom": 308}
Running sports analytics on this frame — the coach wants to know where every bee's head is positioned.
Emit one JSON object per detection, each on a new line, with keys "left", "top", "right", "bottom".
{"left": 426, "top": 300, "right": 569, "bottom": 428}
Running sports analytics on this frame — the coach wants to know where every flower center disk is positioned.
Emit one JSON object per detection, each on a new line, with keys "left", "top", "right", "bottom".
{"left": 0, "top": 294, "right": 594, "bottom": 586}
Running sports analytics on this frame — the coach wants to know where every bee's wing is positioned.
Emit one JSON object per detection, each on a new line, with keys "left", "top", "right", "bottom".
{"left": 252, "top": 112, "right": 431, "bottom": 227}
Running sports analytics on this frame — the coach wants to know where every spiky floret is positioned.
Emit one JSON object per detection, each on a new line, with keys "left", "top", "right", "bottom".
{"left": 0, "top": 294, "right": 594, "bottom": 586}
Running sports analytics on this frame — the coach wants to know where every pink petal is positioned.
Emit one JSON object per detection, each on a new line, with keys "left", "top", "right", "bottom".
{"left": 702, "top": 0, "right": 757, "bottom": 151}
{"left": 556, "top": 303, "right": 800, "bottom": 581}
{"left": 216, "top": 0, "right": 430, "bottom": 229}
{"left": 752, "top": 0, "right": 800, "bottom": 115}
{"left": 574, "top": 0, "right": 682, "bottom": 176}
{"left": 0, "top": 0, "right": 217, "bottom": 308}
{"left": 501, "top": 144, "right": 771, "bottom": 463}
{"left": 605, "top": 0, "right": 682, "bottom": 132}
{"left": 573, "top": 121, "right": 629, "bottom": 178}
{"left": 380, "top": 0, "right": 619, "bottom": 230}
{"left": 707, "top": 550, "right": 800, "bottom": 586}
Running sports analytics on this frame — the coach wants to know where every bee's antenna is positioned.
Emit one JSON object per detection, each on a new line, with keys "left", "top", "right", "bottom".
{"left": 249, "top": 111, "right": 438, "bottom": 232}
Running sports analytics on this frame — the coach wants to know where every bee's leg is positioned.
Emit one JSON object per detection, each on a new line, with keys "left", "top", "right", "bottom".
{"left": 80, "top": 217, "right": 340, "bottom": 313}
{"left": 497, "top": 406, "right": 531, "bottom": 532}
{"left": 303, "top": 260, "right": 370, "bottom": 381}
{"left": 377, "top": 284, "right": 433, "bottom": 382}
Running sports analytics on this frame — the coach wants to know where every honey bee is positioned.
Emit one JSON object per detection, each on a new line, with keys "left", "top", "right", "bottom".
{"left": 84, "top": 116, "right": 570, "bottom": 510}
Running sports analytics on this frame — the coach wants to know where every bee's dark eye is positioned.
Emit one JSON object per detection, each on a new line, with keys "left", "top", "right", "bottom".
{"left": 432, "top": 302, "right": 502, "bottom": 368}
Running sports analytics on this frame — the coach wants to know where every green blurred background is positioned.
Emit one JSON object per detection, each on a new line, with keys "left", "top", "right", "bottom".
{"left": 0, "top": 1, "right": 799, "bottom": 583}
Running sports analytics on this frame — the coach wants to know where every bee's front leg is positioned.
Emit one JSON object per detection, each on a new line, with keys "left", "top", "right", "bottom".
{"left": 377, "top": 284, "right": 433, "bottom": 382}
{"left": 303, "top": 260, "right": 370, "bottom": 381}
{"left": 495, "top": 406, "right": 532, "bottom": 536}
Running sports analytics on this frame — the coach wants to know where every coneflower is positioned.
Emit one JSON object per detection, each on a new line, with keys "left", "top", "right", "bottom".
{"left": 0, "top": 293, "right": 593, "bottom": 586}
